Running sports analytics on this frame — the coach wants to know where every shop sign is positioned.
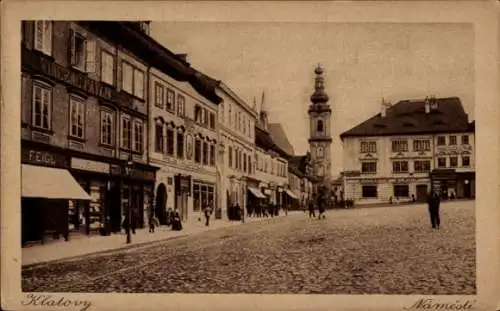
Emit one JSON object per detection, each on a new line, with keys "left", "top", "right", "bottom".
{"left": 131, "top": 169, "right": 155, "bottom": 182}
{"left": 22, "top": 48, "right": 133, "bottom": 107}
{"left": 71, "top": 158, "right": 110, "bottom": 174}
{"left": 22, "top": 148, "right": 67, "bottom": 167}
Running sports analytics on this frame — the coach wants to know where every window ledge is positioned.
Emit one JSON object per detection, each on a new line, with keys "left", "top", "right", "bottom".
{"left": 99, "top": 142, "right": 115, "bottom": 149}
{"left": 32, "top": 49, "right": 55, "bottom": 61}
{"left": 68, "top": 135, "right": 87, "bottom": 143}
{"left": 32, "top": 74, "right": 57, "bottom": 87}
{"left": 119, "top": 147, "right": 143, "bottom": 156}
{"left": 31, "top": 126, "right": 54, "bottom": 135}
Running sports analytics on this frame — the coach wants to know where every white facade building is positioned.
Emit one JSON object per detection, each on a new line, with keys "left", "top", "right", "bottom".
{"left": 340, "top": 96, "right": 475, "bottom": 205}
{"left": 149, "top": 67, "right": 220, "bottom": 223}
{"left": 216, "top": 82, "right": 258, "bottom": 219}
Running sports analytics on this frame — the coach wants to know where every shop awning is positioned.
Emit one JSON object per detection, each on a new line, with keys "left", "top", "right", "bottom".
{"left": 285, "top": 189, "right": 299, "bottom": 200}
{"left": 247, "top": 187, "right": 266, "bottom": 199}
{"left": 22, "top": 164, "right": 91, "bottom": 200}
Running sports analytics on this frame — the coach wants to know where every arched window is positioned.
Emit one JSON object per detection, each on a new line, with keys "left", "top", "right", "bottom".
{"left": 317, "top": 119, "right": 324, "bottom": 133}
{"left": 317, "top": 146, "right": 324, "bottom": 158}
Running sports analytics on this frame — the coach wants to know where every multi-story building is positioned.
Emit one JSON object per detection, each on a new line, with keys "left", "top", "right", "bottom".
{"left": 253, "top": 96, "right": 290, "bottom": 209}
{"left": 339, "top": 96, "right": 475, "bottom": 205}
{"left": 20, "top": 21, "right": 160, "bottom": 244}
{"left": 145, "top": 49, "right": 221, "bottom": 224}
{"left": 288, "top": 154, "right": 313, "bottom": 209}
{"left": 215, "top": 82, "right": 258, "bottom": 219}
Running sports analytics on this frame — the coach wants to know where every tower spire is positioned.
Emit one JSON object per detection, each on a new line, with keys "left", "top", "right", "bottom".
{"left": 310, "top": 64, "right": 329, "bottom": 104}
{"left": 260, "top": 90, "right": 266, "bottom": 112}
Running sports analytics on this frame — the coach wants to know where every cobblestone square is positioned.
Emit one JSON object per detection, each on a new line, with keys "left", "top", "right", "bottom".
{"left": 22, "top": 201, "right": 475, "bottom": 294}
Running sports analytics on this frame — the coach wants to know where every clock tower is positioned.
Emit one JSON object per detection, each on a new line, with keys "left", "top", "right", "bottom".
{"left": 308, "top": 64, "right": 333, "bottom": 191}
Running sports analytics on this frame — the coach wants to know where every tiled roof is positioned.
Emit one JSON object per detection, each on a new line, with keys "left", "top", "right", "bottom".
{"left": 268, "top": 123, "right": 295, "bottom": 156}
{"left": 255, "top": 126, "right": 290, "bottom": 159}
{"left": 340, "top": 97, "right": 471, "bottom": 138}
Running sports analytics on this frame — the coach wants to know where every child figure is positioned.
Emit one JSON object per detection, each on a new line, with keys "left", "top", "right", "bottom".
{"left": 149, "top": 214, "right": 159, "bottom": 233}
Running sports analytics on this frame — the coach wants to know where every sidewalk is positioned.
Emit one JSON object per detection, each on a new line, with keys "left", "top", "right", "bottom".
{"left": 22, "top": 212, "right": 294, "bottom": 267}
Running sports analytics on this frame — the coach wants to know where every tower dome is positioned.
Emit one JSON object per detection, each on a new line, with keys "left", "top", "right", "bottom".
{"left": 310, "top": 64, "right": 329, "bottom": 104}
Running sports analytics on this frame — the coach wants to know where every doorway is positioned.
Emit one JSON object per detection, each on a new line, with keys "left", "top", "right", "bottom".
{"left": 155, "top": 183, "right": 167, "bottom": 224}
{"left": 463, "top": 182, "right": 472, "bottom": 198}
{"left": 416, "top": 184, "right": 428, "bottom": 202}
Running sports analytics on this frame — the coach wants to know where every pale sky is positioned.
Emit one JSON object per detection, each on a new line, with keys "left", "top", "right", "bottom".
{"left": 151, "top": 22, "right": 475, "bottom": 177}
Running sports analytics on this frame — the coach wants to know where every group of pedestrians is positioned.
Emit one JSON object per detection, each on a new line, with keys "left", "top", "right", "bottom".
{"left": 147, "top": 208, "right": 183, "bottom": 232}
{"left": 307, "top": 195, "right": 326, "bottom": 220}
{"left": 246, "top": 202, "right": 283, "bottom": 218}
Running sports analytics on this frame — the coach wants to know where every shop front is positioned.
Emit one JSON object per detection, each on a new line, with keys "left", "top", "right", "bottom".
{"left": 21, "top": 142, "right": 91, "bottom": 246}
{"left": 430, "top": 169, "right": 459, "bottom": 200}
{"left": 174, "top": 174, "right": 192, "bottom": 222}
{"left": 192, "top": 179, "right": 216, "bottom": 222}
{"left": 110, "top": 162, "right": 157, "bottom": 232}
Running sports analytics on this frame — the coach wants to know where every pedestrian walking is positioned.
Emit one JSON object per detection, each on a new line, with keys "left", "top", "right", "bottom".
{"left": 308, "top": 199, "right": 316, "bottom": 219}
{"left": 171, "top": 209, "right": 183, "bottom": 231}
{"left": 427, "top": 190, "right": 441, "bottom": 229}
{"left": 318, "top": 196, "right": 326, "bottom": 220}
{"left": 149, "top": 214, "right": 159, "bottom": 233}
{"left": 203, "top": 204, "right": 213, "bottom": 227}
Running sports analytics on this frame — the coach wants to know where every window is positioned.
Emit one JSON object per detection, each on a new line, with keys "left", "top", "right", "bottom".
{"left": 462, "top": 135, "right": 469, "bottom": 145}
{"left": 392, "top": 161, "right": 408, "bottom": 173}
{"left": 228, "top": 146, "right": 233, "bottom": 168}
{"left": 438, "top": 157, "right": 447, "bottom": 168}
{"left": 155, "top": 122, "right": 163, "bottom": 153}
{"left": 204, "top": 109, "right": 210, "bottom": 126}
{"left": 243, "top": 153, "right": 247, "bottom": 172}
{"left": 70, "top": 31, "right": 86, "bottom": 70}
{"left": 193, "top": 184, "right": 200, "bottom": 212}
{"left": 362, "top": 185, "right": 377, "bottom": 198}
{"left": 101, "top": 50, "right": 114, "bottom": 85}
{"left": 360, "top": 141, "right": 376, "bottom": 153}
{"left": 176, "top": 131, "right": 184, "bottom": 159}
{"left": 248, "top": 155, "right": 252, "bottom": 173}
{"left": 34, "top": 21, "right": 52, "bottom": 56}
{"left": 228, "top": 104, "right": 232, "bottom": 126}
{"left": 237, "top": 112, "right": 242, "bottom": 131}
{"left": 361, "top": 162, "right": 377, "bottom": 174}
{"left": 202, "top": 141, "right": 209, "bottom": 165}
{"left": 209, "top": 112, "right": 216, "bottom": 130}
{"left": 177, "top": 94, "right": 185, "bottom": 117}
{"left": 414, "top": 160, "right": 431, "bottom": 173}
{"left": 413, "top": 139, "right": 431, "bottom": 151}
{"left": 449, "top": 136, "right": 457, "bottom": 145}
{"left": 166, "top": 128, "right": 174, "bottom": 156}
{"left": 194, "top": 105, "right": 202, "bottom": 123}
{"left": 393, "top": 185, "right": 409, "bottom": 198}
{"left": 392, "top": 140, "right": 408, "bottom": 152}
{"left": 316, "top": 147, "right": 324, "bottom": 158}
{"left": 32, "top": 83, "right": 52, "bottom": 130}
{"left": 100, "top": 109, "right": 114, "bottom": 146}
{"left": 449, "top": 156, "right": 458, "bottom": 168}
{"left": 121, "top": 115, "right": 132, "bottom": 149}
{"left": 121, "top": 62, "right": 144, "bottom": 99}
{"left": 154, "top": 83, "right": 164, "bottom": 108}
{"left": 134, "top": 70, "right": 144, "bottom": 99}
{"left": 122, "top": 62, "right": 133, "bottom": 94}
{"left": 462, "top": 156, "right": 470, "bottom": 167}
{"left": 210, "top": 144, "right": 215, "bottom": 166}
{"left": 437, "top": 136, "right": 446, "bottom": 146}
{"left": 69, "top": 96, "right": 85, "bottom": 139}
{"left": 133, "top": 120, "right": 144, "bottom": 152}
{"left": 317, "top": 119, "right": 324, "bottom": 133}
{"left": 195, "top": 138, "right": 201, "bottom": 164}
{"left": 166, "top": 89, "right": 175, "bottom": 112}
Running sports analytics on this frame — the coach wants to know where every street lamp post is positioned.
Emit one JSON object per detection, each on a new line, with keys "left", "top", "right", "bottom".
{"left": 125, "top": 155, "right": 134, "bottom": 244}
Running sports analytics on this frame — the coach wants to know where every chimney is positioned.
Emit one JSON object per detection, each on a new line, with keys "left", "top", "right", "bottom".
{"left": 176, "top": 53, "right": 188, "bottom": 63}
{"left": 424, "top": 96, "right": 430, "bottom": 113}
{"left": 430, "top": 95, "right": 438, "bottom": 110}
{"left": 380, "top": 97, "right": 389, "bottom": 117}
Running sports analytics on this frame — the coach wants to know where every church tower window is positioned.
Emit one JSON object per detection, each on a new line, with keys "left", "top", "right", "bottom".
{"left": 317, "top": 119, "right": 324, "bottom": 133}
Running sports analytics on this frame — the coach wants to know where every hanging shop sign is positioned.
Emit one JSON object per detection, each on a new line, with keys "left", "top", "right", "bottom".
{"left": 71, "top": 157, "right": 110, "bottom": 174}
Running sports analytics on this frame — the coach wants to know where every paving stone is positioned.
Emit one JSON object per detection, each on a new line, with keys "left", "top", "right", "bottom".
{"left": 22, "top": 201, "right": 475, "bottom": 294}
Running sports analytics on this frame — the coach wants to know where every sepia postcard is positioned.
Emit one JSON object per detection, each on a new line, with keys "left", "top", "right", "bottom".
{"left": 1, "top": 1, "right": 499, "bottom": 311}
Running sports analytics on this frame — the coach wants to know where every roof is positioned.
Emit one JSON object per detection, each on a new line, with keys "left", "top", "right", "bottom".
{"left": 268, "top": 123, "right": 295, "bottom": 156}
{"left": 255, "top": 126, "right": 290, "bottom": 159}
{"left": 80, "top": 21, "right": 222, "bottom": 105}
{"left": 340, "top": 97, "right": 471, "bottom": 138}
